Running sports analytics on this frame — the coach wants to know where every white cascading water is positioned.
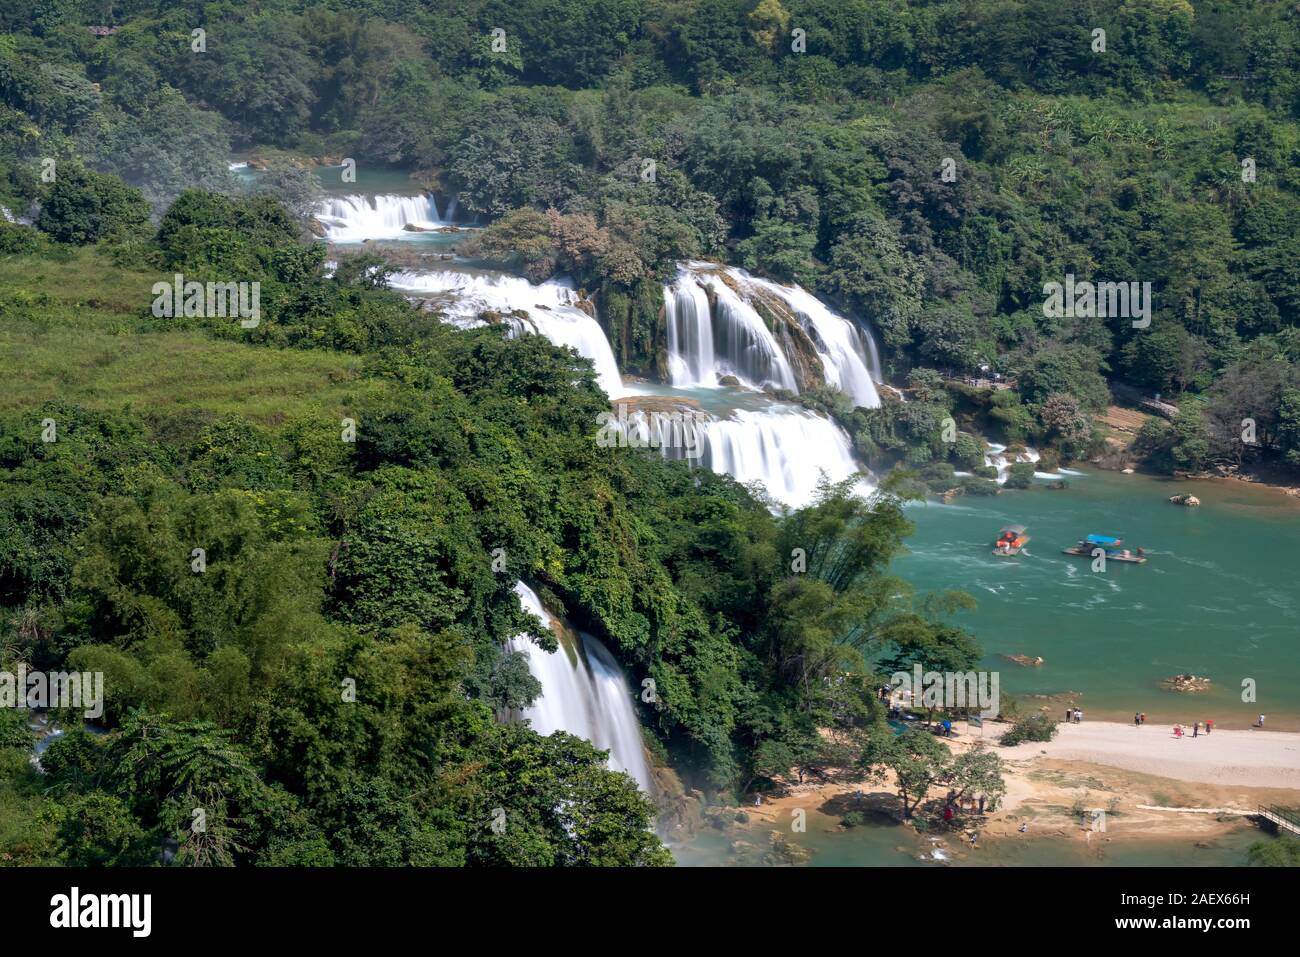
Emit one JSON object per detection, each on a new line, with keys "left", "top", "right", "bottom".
{"left": 508, "top": 582, "right": 654, "bottom": 793}
{"left": 389, "top": 269, "right": 625, "bottom": 397}
{"left": 688, "top": 407, "right": 868, "bottom": 509}
{"left": 983, "top": 442, "right": 1041, "bottom": 484}
{"left": 666, "top": 266, "right": 798, "bottom": 393}
{"left": 613, "top": 403, "right": 867, "bottom": 509}
{"left": 316, "top": 193, "right": 444, "bottom": 242}
{"left": 664, "top": 263, "right": 882, "bottom": 409}
{"left": 663, "top": 270, "right": 715, "bottom": 387}
{"left": 744, "top": 274, "right": 881, "bottom": 408}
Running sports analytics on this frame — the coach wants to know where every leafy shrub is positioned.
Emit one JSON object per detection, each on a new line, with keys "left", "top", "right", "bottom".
{"left": 957, "top": 476, "right": 999, "bottom": 496}
{"left": 1000, "top": 713, "right": 1058, "bottom": 746}
{"left": 1004, "top": 461, "right": 1036, "bottom": 489}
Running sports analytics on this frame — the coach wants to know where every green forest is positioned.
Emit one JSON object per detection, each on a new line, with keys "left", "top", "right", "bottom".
{"left": 0, "top": 0, "right": 1298, "bottom": 866}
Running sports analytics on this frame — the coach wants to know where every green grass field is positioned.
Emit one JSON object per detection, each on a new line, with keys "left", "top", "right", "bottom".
{"left": 0, "top": 248, "right": 384, "bottom": 425}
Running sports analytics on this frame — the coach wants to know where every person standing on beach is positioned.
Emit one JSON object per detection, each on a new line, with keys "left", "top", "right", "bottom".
{"left": 1258, "top": 714, "right": 1266, "bottom": 728}
{"left": 1140, "top": 712, "right": 1146, "bottom": 724}
{"left": 1134, "top": 712, "right": 1141, "bottom": 727}
{"left": 1193, "top": 721, "right": 1199, "bottom": 737}
{"left": 1206, "top": 719, "right": 1213, "bottom": 734}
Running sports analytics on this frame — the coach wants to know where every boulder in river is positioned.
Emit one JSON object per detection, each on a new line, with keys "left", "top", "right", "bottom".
{"left": 1003, "top": 654, "right": 1045, "bottom": 667}
{"left": 1160, "top": 673, "right": 1211, "bottom": 693}
{"left": 1169, "top": 493, "right": 1201, "bottom": 506}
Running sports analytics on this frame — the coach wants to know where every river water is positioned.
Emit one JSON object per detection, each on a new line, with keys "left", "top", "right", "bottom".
{"left": 893, "top": 467, "right": 1300, "bottom": 730}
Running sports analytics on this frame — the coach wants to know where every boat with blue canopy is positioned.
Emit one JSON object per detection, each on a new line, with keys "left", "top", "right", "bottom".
{"left": 1062, "top": 534, "right": 1147, "bottom": 563}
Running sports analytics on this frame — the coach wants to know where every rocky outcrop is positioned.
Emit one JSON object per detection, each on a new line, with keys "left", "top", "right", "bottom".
{"left": 1160, "top": 673, "right": 1211, "bottom": 693}
{"left": 653, "top": 766, "right": 705, "bottom": 842}
{"left": 1169, "top": 493, "right": 1201, "bottom": 507}
{"left": 1003, "top": 654, "right": 1045, "bottom": 667}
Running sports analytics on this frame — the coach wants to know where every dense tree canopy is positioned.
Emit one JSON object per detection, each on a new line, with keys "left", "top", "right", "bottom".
{"left": 1, "top": 0, "right": 1297, "bottom": 867}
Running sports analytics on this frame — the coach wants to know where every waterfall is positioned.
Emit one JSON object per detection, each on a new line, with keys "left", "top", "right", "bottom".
{"left": 389, "top": 269, "right": 625, "bottom": 398}
{"left": 608, "top": 402, "right": 867, "bottom": 509}
{"left": 663, "top": 263, "right": 882, "bottom": 409}
{"left": 508, "top": 582, "right": 654, "bottom": 793}
{"left": 687, "top": 407, "right": 868, "bottom": 509}
{"left": 983, "top": 442, "right": 1041, "bottom": 484}
{"left": 744, "top": 275, "right": 881, "bottom": 408}
{"left": 668, "top": 266, "right": 798, "bottom": 393}
{"left": 664, "top": 271, "right": 715, "bottom": 387}
{"left": 315, "top": 193, "right": 443, "bottom": 242}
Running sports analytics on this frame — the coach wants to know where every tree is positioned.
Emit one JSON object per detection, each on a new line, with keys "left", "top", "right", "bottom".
{"left": 946, "top": 746, "right": 1005, "bottom": 809}
{"left": 861, "top": 727, "right": 949, "bottom": 819}
{"left": 748, "top": 0, "right": 792, "bottom": 52}
{"left": 37, "top": 166, "right": 149, "bottom": 244}
{"left": 465, "top": 725, "right": 672, "bottom": 867}
{"left": 1205, "top": 358, "right": 1296, "bottom": 466}
{"left": 878, "top": 614, "right": 981, "bottom": 726}
{"left": 1038, "top": 392, "right": 1092, "bottom": 459}
{"left": 173, "top": 16, "right": 315, "bottom": 145}
{"left": 86, "top": 87, "right": 234, "bottom": 214}
{"left": 55, "top": 793, "right": 151, "bottom": 867}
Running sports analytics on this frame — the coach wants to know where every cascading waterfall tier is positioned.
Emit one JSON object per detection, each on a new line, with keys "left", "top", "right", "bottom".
{"left": 389, "top": 269, "right": 625, "bottom": 398}
{"left": 686, "top": 407, "right": 868, "bottom": 509}
{"left": 508, "top": 582, "right": 654, "bottom": 793}
{"left": 315, "top": 193, "right": 444, "bottom": 242}
{"left": 664, "top": 263, "right": 882, "bottom": 409}
{"left": 665, "top": 266, "right": 797, "bottom": 393}
{"left": 606, "top": 398, "right": 870, "bottom": 510}
{"left": 983, "top": 443, "right": 1042, "bottom": 484}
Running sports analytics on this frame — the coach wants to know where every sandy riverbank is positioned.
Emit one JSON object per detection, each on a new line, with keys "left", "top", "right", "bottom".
{"left": 694, "top": 719, "right": 1299, "bottom": 864}
{"left": 997, "top": 719, "right": 1300, "bottom": 789}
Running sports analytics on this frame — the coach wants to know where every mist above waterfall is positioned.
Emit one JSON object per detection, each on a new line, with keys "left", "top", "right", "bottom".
{"left": 508, "top": 582, "right": 654, "bottom": 793}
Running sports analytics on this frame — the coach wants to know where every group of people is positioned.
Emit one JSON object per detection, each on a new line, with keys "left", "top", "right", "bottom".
{"left": 1172, "top": 719, "right": 1213, "bottom": 738}
{"left": 942, "top": 791, "right": 986, "bottom": 822}
{"left": 1134, "top": 714, "right": 1272, "bottom": 733}
{"left": 1065, "top": 707, "right": 1083, "bottom": 723}
{"left": 1136, "top": 712, "right": 1232, "bottom": 737}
